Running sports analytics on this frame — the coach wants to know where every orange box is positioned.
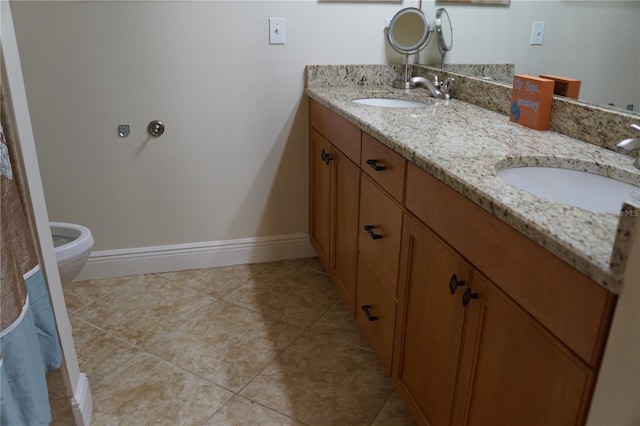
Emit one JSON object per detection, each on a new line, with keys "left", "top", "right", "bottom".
{"left": 510, "top": 75, "right": 554, "bottom": 130}
{"left": 539, "top": 74, "right": 581, "bottom": 99}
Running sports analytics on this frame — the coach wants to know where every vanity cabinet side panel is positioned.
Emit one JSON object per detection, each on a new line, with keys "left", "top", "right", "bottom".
{"left": 452, "top": 272, "right": 596, "bottom": 426}
{"left": 309, "top": 129, "right": 332, "bottom": 266}
{"left": 309, "top": 98, "right": 362, "bottom": 164}
{"left": 405, "top": 163, "right": 615, "bottom": 367}
{"left": 330, "top": 147, "right": 361, "bottom": 312}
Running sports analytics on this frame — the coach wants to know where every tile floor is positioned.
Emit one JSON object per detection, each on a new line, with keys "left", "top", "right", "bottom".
{"left": 62, "top": 258, "right": 415, "bottom": 425}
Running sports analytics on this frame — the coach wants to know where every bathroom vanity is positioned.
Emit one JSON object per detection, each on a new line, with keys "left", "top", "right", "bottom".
{"left": 306, "top": 65, "right": 640, "bottom": 426}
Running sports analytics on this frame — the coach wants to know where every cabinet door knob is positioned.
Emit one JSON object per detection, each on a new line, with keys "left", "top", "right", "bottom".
{"left": 449, "top": 273, "right": 465, "bottom": 295}
{"left": 320, "top": 149, "right": 333, "bottom": 166}
{"left": 366, "top": 159, "right": 386, "bottom": 171}
{"left": 363, "top": 225, "right": 383, "bottom": 240}
{"left": 462, "top": 287, "right": 479, "bottom": 307}
{"left": 361, "top": 305, "right": 379, "bottom": 321}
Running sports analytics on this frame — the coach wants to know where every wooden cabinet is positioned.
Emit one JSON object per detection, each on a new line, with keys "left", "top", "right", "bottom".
{"left": 355, "top": 174, "right": 404, "bottom": 373}
{"left": 330, "top": 147, "right": 361, "bottom": 308}
{"left": 308, "top": 98, "right": 616, "bottom": 426}
{"left": 361, "top": 133, "right": 406, "bottom": 203}
{"left": 394, "top": 213, "right": 474, "bottom": 426}
{"left": 358, "top": 175, "right": 403, "bottom": 295}
{"left": 452, "top": 272, "right": 596, "bottom": 426}
{"left": 309, "top": 128, "right": 332, "bottom": 265}
{"left": 355, "top": 255, "right": 397, "bottom": 372}
{"left": 309, "top": 99, "right": 361, "bottom": 311}
{"left": 394, "top": 213, "right": 598, "bottom": 426}
{"left": 404, "top": 162, "right": 616, "bottom": 368}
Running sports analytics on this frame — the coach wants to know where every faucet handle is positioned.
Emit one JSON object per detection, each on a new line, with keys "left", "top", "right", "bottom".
{"left": 427, "top": 73, "right": 440, "bottom": 87}
{"left": 631, "top": 123, "right": 640, "bottom": 133}
{"left": 441, "top": 77, "right": 455, "bottom": 95}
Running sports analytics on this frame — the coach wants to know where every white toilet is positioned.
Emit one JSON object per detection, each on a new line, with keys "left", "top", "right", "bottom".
{"left": 50, "top": 222, "right": 94, "bottom": 285}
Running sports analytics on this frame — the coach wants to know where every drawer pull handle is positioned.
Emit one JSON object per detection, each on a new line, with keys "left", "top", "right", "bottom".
{"left": 462, "top": 288, "right": 479, "bottom": 307}
{"left": 361, "top": 305, "right": 379, "bottom": 321}
{"left": 449, "top": 274, "right": 465, "bottom": 295}
{"left": 366, "top": 159, "right": 386, "bottom": 171}
{"left": 320, "top": 149, "right": 333, "bottom": 166}
{"left": 363, "top": 225, "right": 383, "bottom": 240}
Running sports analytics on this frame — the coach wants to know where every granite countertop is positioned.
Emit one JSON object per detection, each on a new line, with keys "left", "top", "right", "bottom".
{"left": 306, "top": 85, "right": 640, "bottom": 294}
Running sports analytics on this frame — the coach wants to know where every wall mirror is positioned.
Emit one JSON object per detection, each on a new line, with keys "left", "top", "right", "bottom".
{"left": 420, "top": 1, "right": 640, "bottom": 116}
{"left": 386, "top": 7, "right": 432, "bottom": 89}
{"left": 435, "top": 8, "right": 453, "bottom": 68}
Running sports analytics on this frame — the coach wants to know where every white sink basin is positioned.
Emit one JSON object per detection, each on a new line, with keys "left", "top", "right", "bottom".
{"left": 497, "top": 166, "right": 640, "bottom": 214}
{"left": 352, "top": 98, "right": 428, "bottom": 108}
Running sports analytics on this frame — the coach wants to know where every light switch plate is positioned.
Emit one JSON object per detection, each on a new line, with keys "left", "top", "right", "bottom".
{"left": 269, "top": 17, "right": 285, "bottom": 45}
{"left": 530, "top": 21, "right": 545, "bottom": 45}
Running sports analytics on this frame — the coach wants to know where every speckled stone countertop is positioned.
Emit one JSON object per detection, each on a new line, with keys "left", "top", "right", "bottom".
{"left": 305, "top": 81, "right": 640, "bottom": 294}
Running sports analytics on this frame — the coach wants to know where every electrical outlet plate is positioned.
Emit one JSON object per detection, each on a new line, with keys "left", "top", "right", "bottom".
{"left": 530, "top": 21, "right": 545, "bottom": 45}
{"left": 269, "top": 17, "right": 285, "bottom": 45}
{"left": 118, "top": 124, "right": 130, "bottom": 137}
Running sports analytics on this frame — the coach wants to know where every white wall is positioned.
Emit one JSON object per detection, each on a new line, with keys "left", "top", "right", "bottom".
{"left": 10, "top": 0, "right": 640, "bottom": 260}
{"left": 421, "top": 0, "right": 640, "bottom": 111}
{"left": 10, "top": 0, "right": 413, "bottom": 253}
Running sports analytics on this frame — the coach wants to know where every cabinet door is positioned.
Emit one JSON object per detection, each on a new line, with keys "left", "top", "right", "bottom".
{"left": 331, "top": 147, "right": 360, "bottom": 311}
{"left": 309, "top": 129, "right": 332, "bottom": 265}
{"left": 394, "top": 214, "right": 474, "bottom": 426}
{"left": 452, "top": 273, "right": 597, "bottom": 426}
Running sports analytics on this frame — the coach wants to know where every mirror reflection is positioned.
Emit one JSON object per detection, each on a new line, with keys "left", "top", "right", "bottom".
{"left": 435, "top": 8, "right": 453, "bottom": 68}
{"left": 420, "top": 1, "right": 640, "bottom": 115}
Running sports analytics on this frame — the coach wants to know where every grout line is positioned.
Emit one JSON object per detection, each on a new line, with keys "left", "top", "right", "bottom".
{"left": 71, "top": 261, "right": 407, "bottom": 424}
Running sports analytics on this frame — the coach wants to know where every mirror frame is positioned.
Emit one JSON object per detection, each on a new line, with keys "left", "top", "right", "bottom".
{"left": 435, "top": 8, "right": 453, "bottom": 53}
{"left": 386, "top": 7, "right": 431, "bottom": 55}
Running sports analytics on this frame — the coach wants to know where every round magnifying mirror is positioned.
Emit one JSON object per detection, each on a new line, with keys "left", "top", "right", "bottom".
{"left": 387, "top": 7, "right": 431, "bottom": 55}
{"left": 435, "top": 8, "right": 453, "bottom": 68}
{"left": 386, "top": 7, "right": 432, "bottom": 89}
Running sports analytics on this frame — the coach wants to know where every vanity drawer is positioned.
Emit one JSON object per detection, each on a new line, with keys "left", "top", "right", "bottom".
{"left": 356, "top": 254, "right": 397, "bottom": 374}
{"left": 361, "top": 133, "right": 406, "bottom": 203}
{"left": 309, "top": 98, "right": 361, "bottom": 164}
{"left": 359, "top": 175, "right": 403, "bottom": 297}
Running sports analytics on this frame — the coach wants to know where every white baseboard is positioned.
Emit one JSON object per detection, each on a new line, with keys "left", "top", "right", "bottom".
{"left": 76, "top": 233, "right": 316, "bottom": 280}
{"left": 71, "top": 373, "right": 92, "bottom": 426}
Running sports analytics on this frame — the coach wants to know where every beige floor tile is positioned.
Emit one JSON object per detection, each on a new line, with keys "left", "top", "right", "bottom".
{"left": 91, "top": 352, "right": 233, "bottom": 426}
{"left": 224, "top": 262, "right": 338, "bottom": 327}
{"left": 283, "top": 257, "right": 327, "bottom": 274}
{"left": 155, "top": 263, "right": 268, "bottom": 299}
{"left": 308, "top": 300, "right": 372, "bottom": 351}
{"left": 205, "top": 395, "right": 305, "bottom": 425}
{"left": 76, "top": 275, "right": 215, "bottom": 347}
{"left": 69, "top": 315, "right": 139, "bottom": 384}
{"left": 241, "top": 333, "right": 395, "bottom": 426}
{"left": 373, "top": 392, "right": 416, "bottom": 426}
{"left": 63, "top": 275, "right": 147, "bottom": 312}
{"left": 147, "top": 299, "right": 303, "bottom": 392}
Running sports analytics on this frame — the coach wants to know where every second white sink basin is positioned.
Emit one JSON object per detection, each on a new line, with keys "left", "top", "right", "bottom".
{"left": 497, "top": 166, "right": 640, "bottom": 214}
{"left": 353, "top": 98, "right": 428, "bottom": 108}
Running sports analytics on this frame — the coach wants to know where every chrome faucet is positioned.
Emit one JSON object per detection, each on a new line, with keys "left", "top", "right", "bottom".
{"left": 409, "top": 73, "right": 454, "bottom": 100}
{"left": 615, "top": 123, "right": 640, "bottom": 169}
